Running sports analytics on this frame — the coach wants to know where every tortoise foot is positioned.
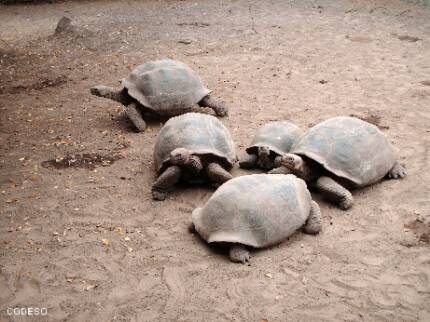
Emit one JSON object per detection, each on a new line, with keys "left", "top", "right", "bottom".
{"left": 388, "top": 162, "right": 407, "bottom": 179}
{"left": 229, "top": 244, "right": 250, "bottom": 264}
{"left": 339, "top": 194, "right": 353, "bottom": 210}
{"left": 152, "top": 187, "right": 168, "bottom": 201}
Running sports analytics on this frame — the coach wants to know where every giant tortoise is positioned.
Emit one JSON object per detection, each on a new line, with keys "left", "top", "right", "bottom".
{"left": 91, "top": 59, "right": 228, "bottom": 132}
{"left": 239, "top": 121, "right": 303, "bottom": 173}
{"left": 152, "top": 113, "right": 236, "bottom": 200}
{"left": 192, "top": 174, "right": 322, "bottom": 263}
{"left": 281, "top": 116, "right": 406, "bottom": 210}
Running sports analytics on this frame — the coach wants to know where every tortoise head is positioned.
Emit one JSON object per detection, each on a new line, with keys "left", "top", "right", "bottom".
{"left": 281, "top": 153, "right": 304, "bottom": 174}
{"left": 257, "top": 145, "right": 274, "bottom": 169}
{"left": 170, "top": 148, "right": 191, "bottom": 166}
{"left": 257, "top": 146, "right": 271, "bottom": 158}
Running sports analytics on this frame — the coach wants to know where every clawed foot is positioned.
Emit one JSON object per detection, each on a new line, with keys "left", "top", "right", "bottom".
{"left": 214, "top": 104, "right": 228, "bottom": 117}
{"left": 388, "top": 163, "right": 407, "bottom": 179}
{"left": 152, "top": 187, "right": 167, "bottom": 201}
{"left": 338, "top": 194, "right": 353, "bottom": 210}
{"left": 229, "top": 244, "right": 250, "bottom": 264}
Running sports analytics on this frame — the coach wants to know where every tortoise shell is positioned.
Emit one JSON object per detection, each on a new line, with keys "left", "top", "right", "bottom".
{"left": 291, "top": 116, "right": 398, "bottom": 187}
{"left": 192, "top": 174, "right": 311, "bottom": 248}
{"left": 154, "top": 113, "right": 236, "bottom": 173}
{"left": 246, "top": 121, "right": 303, "bottom": 156}
{"left": 122, "top": 59, "right": 210, "bottom": 116}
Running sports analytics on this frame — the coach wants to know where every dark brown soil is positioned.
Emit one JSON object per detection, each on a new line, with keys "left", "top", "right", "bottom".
{"left": 41, "top": 152, "right": 124, "bottom": 170}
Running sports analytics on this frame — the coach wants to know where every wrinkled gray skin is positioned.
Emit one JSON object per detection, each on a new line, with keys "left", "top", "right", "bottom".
{"left": 152, "top": 148, "right": 233, "bottom": 201}
{"left": 239, "top": 121, "right": 303, "bottom": 173}
{"left": 192, "top": 174, "right": 322, "bottom": 263}
{"left": 152, "top": 113, "right": 236, "bottom": 200}
{"left": 240, "top": 146, "right": 285, "bottom": 172}
{"left": 281, "top": 116, "right": 406, "bottom": 210}
{"left": 90, "top": 59, "right": 228, "bottom": 132}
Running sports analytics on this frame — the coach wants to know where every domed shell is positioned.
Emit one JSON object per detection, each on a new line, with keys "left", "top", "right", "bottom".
{"left": 154, "top": 113, "right": 236, "bottom": 173}
{"left": 291, "top": 116, "right": 398, "bottom": 187}
{"left": 246, "top": 121, "right": 303, "bottom": 155}
{"left": 122, "top": 59, "right": 211, "bottom": 115}
{"left": 192, "top": 174, "right": 311, "bottom": 248}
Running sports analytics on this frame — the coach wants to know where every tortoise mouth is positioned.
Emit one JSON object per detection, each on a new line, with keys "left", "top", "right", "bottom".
{"left": 281, "top": 155, "right": 296, "bottom": 169}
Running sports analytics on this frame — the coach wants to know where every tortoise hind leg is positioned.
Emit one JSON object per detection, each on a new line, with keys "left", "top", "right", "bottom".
{"left": 388, "top": 161, "right": 406, "bottom": 179}
{"left": 126, "top": 103, "right": 147, "bottom": 132}
{"left": 198, "top": 96, "right": 228, "bottom": 117}
{"left": 229, "top": 244, "right": 250, "bottom": 263}
{"left": 206, "top": 163, "right": 232, "bottom": 185}
{"left": 90, "top": 86, "right": 131, "bottom": 105}
{"left": 315, "top": 176, "right": 353, "bottom": 210}
{"left": 303, "top": 201, "right": 322, "bottom": 234}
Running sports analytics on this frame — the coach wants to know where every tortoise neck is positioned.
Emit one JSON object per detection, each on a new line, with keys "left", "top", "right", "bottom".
{"left": 298, "top": 158, "right": 320, "bottom": 182}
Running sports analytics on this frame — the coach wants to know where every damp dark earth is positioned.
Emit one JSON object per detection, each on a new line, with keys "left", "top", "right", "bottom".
{"left": 0, "top": 1, "right": 429, "bottom": 321}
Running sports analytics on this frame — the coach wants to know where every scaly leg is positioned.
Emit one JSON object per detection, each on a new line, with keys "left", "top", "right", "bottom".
{"left": 239, "top": 153, "right": 258, "bottom": 169}
{"left": 303, "top": 201, "right": 322, "bottom": 234}
{"left": 315, "top": 176, "right": 353, "bottom": 210}
{"left": 268, "top": 166, "right": 292, "bottom": 174}
{"left": 126, "top": 102, "right": 147, "bottom": 132}
{"left": 206, "top": 163, "right": 232, "bottom": 185}
{"left": 229, "top": 244, "right": 250, "bottom": 263}
{"left": 388, "top": 161, "right": 407, "bottom": 179}
{"left": 152, "top": 166, "right": 182, "bottom": 201}
{"left": 198, "top": 96, "right": 228, "bottom": 116}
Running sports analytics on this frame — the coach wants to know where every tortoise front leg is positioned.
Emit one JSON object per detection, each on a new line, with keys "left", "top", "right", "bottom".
{"left": 239, "top": 153, "right": 258, "bottom": 169}
{"left": 268, "top": 166, "right": 292, "bottom": 175}
{"left": 126, "top": 102, "right": 147, "bottom": 132}
{"left": 229, "top": 244, "right": 250, "bottom": 264}
{"left": 206, "top": 162, "right": 233, "bottom": 185}
{"left": 90, "top": 86, "right": 131, "bottom": 105}
{"left": 198, "top": 95, "right": 228, "bottom": 117}
{"left": 315, "top": 176, "right": 353, "bottom": 210}
{"left": 388, "top": 161, "right": 407, "bottom": 179}
{"left": 303, "top": 201, "right": 322, "bottom": 234}
{"left": 152, "top": 166, "right": 182, "bottom": 201}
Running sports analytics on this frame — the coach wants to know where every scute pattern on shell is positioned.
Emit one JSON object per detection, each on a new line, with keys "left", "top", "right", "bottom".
{"left": 292, "top": 116, "right": 398, "bottom": 187}
{"left": 154, "top": 113, "right": 236, "bottom": 172}
{"left": 192, "top": 174, "right": 311, "bottom": 248}
{"left": 247, "top": 121, "right": 303, "bottom": 155}
{"left": 122, "top": 59, "right": 211, "bottom": 115}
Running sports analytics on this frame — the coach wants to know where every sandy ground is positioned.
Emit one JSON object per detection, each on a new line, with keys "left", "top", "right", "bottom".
{"left": 1, "top": 0, "right": 430, "bottom": 321}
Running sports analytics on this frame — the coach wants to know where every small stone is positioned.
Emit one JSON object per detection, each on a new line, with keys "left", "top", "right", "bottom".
{"left": 85, "top": 284, "right": 97, "bottom": 291}
{"left": 101, "top": 239, "right": 110, "bottom": 246}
